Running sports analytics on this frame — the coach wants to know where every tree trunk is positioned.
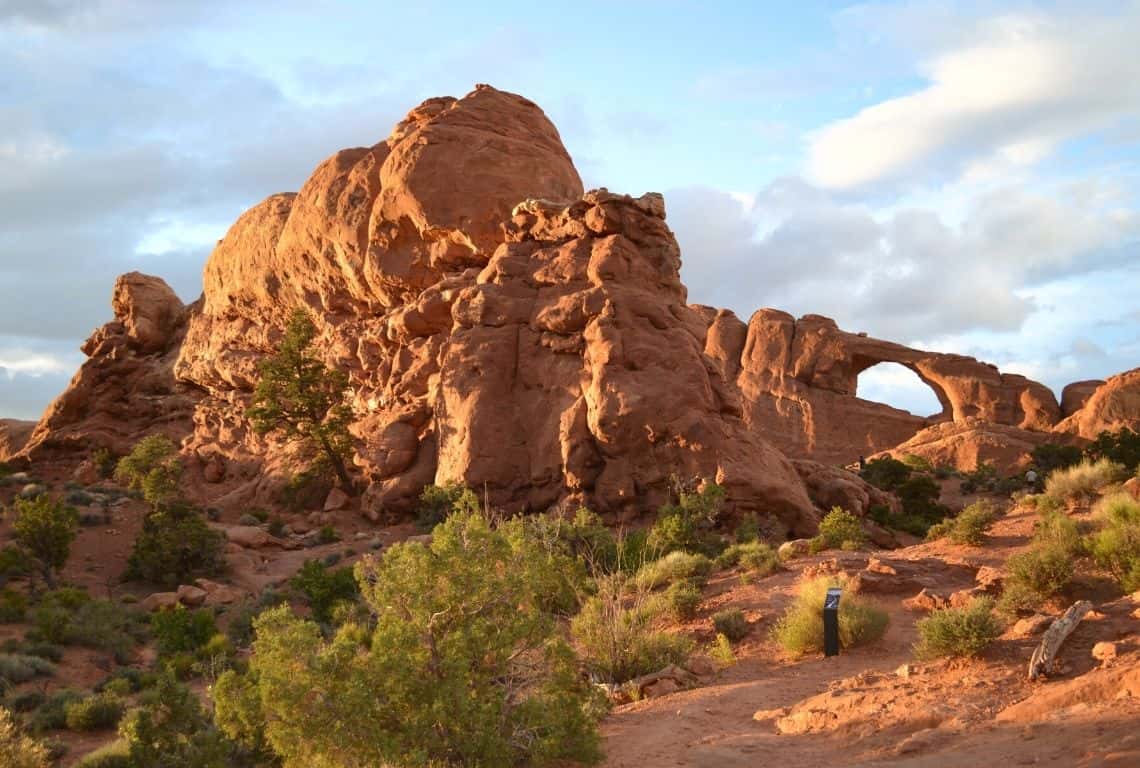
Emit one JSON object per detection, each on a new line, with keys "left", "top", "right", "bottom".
{"left": 318, "top": 433, "right": 357, "bottom": 496}
{"left": 1028, "top": 600, "right": 1092, "bottom": 681}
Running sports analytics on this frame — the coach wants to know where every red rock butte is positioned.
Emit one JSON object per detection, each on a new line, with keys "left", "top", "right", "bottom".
{"left": 5, "top": 85, "right": 1138, "bottom": 535}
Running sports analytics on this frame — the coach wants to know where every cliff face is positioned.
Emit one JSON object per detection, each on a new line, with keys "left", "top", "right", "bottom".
{"left": 15, "top": 85, "right": 1138, "bottom": 529}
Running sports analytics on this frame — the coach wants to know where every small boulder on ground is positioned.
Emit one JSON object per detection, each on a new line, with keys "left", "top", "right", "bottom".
{"left": 176, "top": 584, "right": 208, "bottom": 607}
{"left": 324, "top": 487, "right": 350, "bottom": 512}
{"left": 140, "top": 592, "right": 179, "bottom": 612}
{"left": 778, "top": 539, "right": 812, "bottom": 560}
{"left": 904, "top": 588, "right": 948, "bottom": 613}
{"left": 1092, "top": 642, "right": 1118, "bottom": 665}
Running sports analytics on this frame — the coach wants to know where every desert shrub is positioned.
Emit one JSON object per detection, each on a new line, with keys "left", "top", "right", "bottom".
{"left": 0, "top": 545, "right": 30, "bottom": 588}
{"left": 1030, "top": 443, "right": 1084, "bottom": 477}
{"left": 216, "top": 510, "right": 607, "bottom": 767}
{"left": 30, "top": 591, "right": 146, "bottom": 663}
{"left": 1088, "top": 492, "right": 1140, "bottom": 592}
{"left": 120, "top": 672, "right": 237, "bottom": 767}
{"left": 316, "top": 525, "right": 339, "bottom": 545}
{"left": 114, "top": 435, "right": 182, "bottom": 507}
{"left": 11, "top": 495, "right": 79, "bottom": 589}
{"left": 901, "top": 454, "right": 934, "bottom": 473}
{"left": 665, "top": 580, "right": 702, "bottom": 620}
{"left": 0, "top": 653, "right": 56, "bottom": 684}
{"left": 151, "top": 605, "right": 217, "bottom": 657}
{"left": 64, "top": 693, "right": 125, "bottom": 731}
{"left": 715, "top": 540, "right": 780, "bottom": 576}
{"left": 8, "top": 690, "right": 45, "bottom": 713}
{"left": 926, "top": 500, "right": 999, "bottom": 546}
{"left": 237, "top": 514, "right": 260, "bottom": 527}
{"left": 279, "top": 467, "right": 333, "bottom": 514}
{"left": 26, "top": 690, "right": 83, "bottom": 733}
{"left": 812, "top": 507, "right": 866, "bottom": 551}
{"left": 711, "top": 608, "right": 749, "bottom": 643}
{"left": 1033, "top": 509, "right": 1084, "bottom": 556}
{"left": 500, "top": 516, "right": 589, "bottom": 617}
{"left": 914, "top": 597, "right": 1001, "bottom": 659}
{"left": 734, "top": 512, "right": 761, "bottom": 543}
{"left": 415, "top": 481, "right": 480, "bottom": 530}
{"left": 572, "top": 579, "right": 691, "bottom": 685}
{"left": 0, "top": 706, "right": 51, "bottom": 768}
{"left": 124, "top": 502, "right": 225, "bottom": 588}
{"left": 266, "top": 517, "right": 285, "bottom": 537}
{"left": 74, "top": 741, "right": 131, "bottom": 768}
{"left": 896, "top": 475, "right": 950, "bottom": 526}
{"left": 647, "top": 481, "right": 726, "bottom": 557}
{"left": 633, "top": 551, "right": 714, "bottom": 591}
{"left": 289, "top": 560, "right": 359, "bottom": 625}
{"left": 1044, "top": 458, "right": 1125, "bottom": 502}
{"left": 772, "top": 576, "right": 889, "bottom": 656}
{"left": 91, "top": 447, "right": 118, "bottom": 479}
{"left": 709, "top": 633, "right": 736, "bottom": 668}
{"left": 523, "top": 507, "right": 619, "bottom": 576}
{"left": 1000, "top": 546, "right": 1073, "bottom": 613}
{"left": 19, "top": 642, "right": 63, "bottom": 663}
{"left": 1084, "top": 427, "right": 1140, "bottom": 473}
{"left": 0, "top": 588, "right": 28, "bottom": 622}
{"left": 616, "top": 529, "right": 652, "bottom": 574}
{"left": 860, "top": 456, "right": 911, "bottom": 490}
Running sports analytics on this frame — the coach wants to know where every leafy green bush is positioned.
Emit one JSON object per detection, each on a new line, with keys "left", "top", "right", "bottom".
{"left": 860, "top": 456, "right": 911, "bottom": 490}
{"left": 26, "top": 690, "right": 83, "bottom": 733}
{"left": 633, "top": 551, "right": 714, "bottom": 591}
{"left": 29, "top": 591, "right": 146, "bottom": 663}
{"left": 124, "top": 502, "right": 225, "bottom": 588}
{"left": 709, "top": 633, "right": 736, "bottom": 668}
{"left": 11, "top": 495, "right": 79, "bottom": 589}
{"left": 715, "top": 540, "right": 780, "bottom": 576}
{"left": 64, "top": 693, "right": 124, "bottom": 731}
{"left": 812, "top": 507, "right": 866, "bottom": 551}
{"left": 1044, "top": 458, "right": 1125, "bottom": 502}
{"left": 289, "top": 560, "right": 359, "bottom": 625}
{"left": 415, "top": 481, "right": 480, "bottom": 530}
{"left": 151, "top": 605, "right": 217, "bottom": 657}
{"left": 914, "top": 597, "right": 1001, "bottom": 659}
{"left": 0, "top": 706, "right": 51, "bottom": 768}
{"left": 711, "top": 609, "right": 749, "bottom": 643}
{"left": 1030, "top": 443, "right": 1084, "bottom": 477}
{"left": 901, "top": 454, "right": 934, "bottom": 473}
{"left": 114, "top": 435, "right": 182, "bottom": 507}
{"left": 216, "top": 511, "right": 606, "bottom": 766}
{"left": 74, "top": 740, "right": 131, "bottom": 768}
{"left": 0, "top": 588, "right": 28, "bottom": 622}
{"left": 572, "top": 580, "right": 691, "bottom": 685}
{"left": 120, "top": 673, "right": 236, "bottom": 767}
{"left": 1000, "top": 544, "right": 1073, "bottom": 614}
{"left": 647, "top": 481, "right": 726, "bottom": 557}
{"left": 926, "top": 500, "right": 999, "bottom": 545}
{"left": 0, "top": 653, "right": 56, "bottom": 684}
{"left": 733, "top": 512, "right": 761, "bottom": 543}
{"left": 772, "top": 576, "right": 889, "bottom": 656}
{"left": 1088, "top": 492, "right": 1140, "bottom": 592}
{"left": 1084, "top": 428, "right": 1140, "bottom": 473}
{"left": 523, "top": 507, "right": 619, "bottom": 576}
{"left": 665, "top": 580, "right": 702, "bottom": 620}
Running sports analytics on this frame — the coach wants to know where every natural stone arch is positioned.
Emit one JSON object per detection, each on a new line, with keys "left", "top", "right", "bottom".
{"left": 850, "top": 355, "right": 953, "bottom": 421}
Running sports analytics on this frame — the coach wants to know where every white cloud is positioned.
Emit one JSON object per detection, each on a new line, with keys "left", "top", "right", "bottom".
{"left": 671, "top": 174, "right": 1140, "bottom": 345}
{"left": 808, "top": 5, "right": 1140, "bottom": 189}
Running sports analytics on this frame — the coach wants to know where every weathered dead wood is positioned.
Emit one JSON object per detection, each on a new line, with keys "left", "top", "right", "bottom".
{"left": 1027, "top": 600, "right": 1092, "bottom": 681}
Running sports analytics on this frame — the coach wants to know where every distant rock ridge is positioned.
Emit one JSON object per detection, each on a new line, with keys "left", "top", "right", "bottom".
{"left": 13, "top": 85, "right": 1139, "bottom": 531}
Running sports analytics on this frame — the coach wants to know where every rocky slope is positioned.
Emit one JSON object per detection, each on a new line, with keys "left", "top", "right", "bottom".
{"left": 10, "top": 85, "right": 1139, "bottom": 529}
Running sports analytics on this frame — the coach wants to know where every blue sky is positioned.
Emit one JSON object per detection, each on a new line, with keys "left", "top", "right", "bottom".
{"left": 1, "top": 0, "right": 1138, "bottom": 419}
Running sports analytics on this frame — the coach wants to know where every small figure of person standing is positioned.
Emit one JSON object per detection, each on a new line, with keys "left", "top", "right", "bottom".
{"left": 858, "top": 455, "right": 866, "bottom": 473}
{"left": 1025, "top": 468, "right": 1039, "bottom": 493}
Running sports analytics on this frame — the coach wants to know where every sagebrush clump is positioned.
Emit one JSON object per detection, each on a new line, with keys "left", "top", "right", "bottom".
{"left": 772, "top": 576, "right": 888, "bottom": 656}
{"left": 1043, "top": 458, "right": 1125, "bottom": 502}
{"left": 926, "top": 500, "right": 998, "bottom": 546}
{"left": 811, "top": 507, "right": 866, "bottom": 552}
{"left": 1088, "top": 492, "right": 1140, "bottom": 592}
{"left": 914, "top": 597, "right": 1002, "bottom": 659}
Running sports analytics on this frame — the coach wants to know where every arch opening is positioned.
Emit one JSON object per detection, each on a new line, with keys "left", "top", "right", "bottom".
{"left": 855, "top": 361, "right": 944, "bottom": 418}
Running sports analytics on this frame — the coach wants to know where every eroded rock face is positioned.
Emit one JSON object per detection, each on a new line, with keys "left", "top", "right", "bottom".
{"left": 0, "top": 419, "right": 35, "bottom": 461}
{"left": 14, "top": 84, "right": 1137, "bottom": 531}
{"left": 1054, "top": 368, "right": 1140, "bottom": 439}
{"left": 704, "top": 309, "right": 1061, "bottom": 465}
{"left": 18, "top": 273, "right": 198, "bottom": 465}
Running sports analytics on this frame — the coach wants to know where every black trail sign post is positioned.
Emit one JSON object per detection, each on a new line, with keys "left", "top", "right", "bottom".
{"left": 824, "top": 587, "right": 841, "bottom": 657}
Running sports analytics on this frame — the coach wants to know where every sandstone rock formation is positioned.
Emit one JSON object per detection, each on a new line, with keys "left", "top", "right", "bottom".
{"left": 0, "top": 419, "right": 34, "bottom": 462}
{"left": 1054, "top": 368, "right": 1140, "bottom": 439}
{"left": 12, "top": 85, "right": 1138, "bottom": 532}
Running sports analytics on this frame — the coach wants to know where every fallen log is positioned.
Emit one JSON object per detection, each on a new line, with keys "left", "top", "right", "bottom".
{"left": 1027, "top": 600, "right": 1092, "bottom": 681}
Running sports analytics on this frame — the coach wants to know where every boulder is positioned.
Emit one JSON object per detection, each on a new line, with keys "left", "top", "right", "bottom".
{"left": 324, "top": 487, "right": 350, "bottom": 512}
{"left": 176, "top": 584, "right": 208, "bottom": 607}
{"left": 1092, "top": 641, "right": 1118, "bottom": 665}
{"left": 111, "top": 272, "right": 185, "bottom": 353}
{"left": 778, "top": 539, "right": 813, "bottom": 561}
{"left": 140, "top": 592, "right": 179, "bottom": 612}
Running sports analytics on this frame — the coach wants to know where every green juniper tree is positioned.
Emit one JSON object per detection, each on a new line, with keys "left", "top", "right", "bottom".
{"left": 248, "top": 310, "right": 356, "bottom": 493}
{"left": 11, "top": 495, "right": 79, "bottom": 590}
